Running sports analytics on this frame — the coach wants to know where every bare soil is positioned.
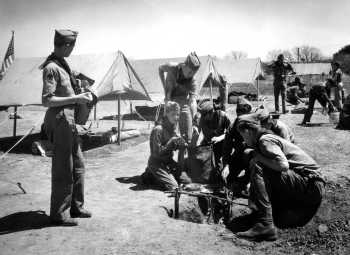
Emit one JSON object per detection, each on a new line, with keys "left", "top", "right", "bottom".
{"left": 0, "top": 98, "right": 349, "bottom": 254}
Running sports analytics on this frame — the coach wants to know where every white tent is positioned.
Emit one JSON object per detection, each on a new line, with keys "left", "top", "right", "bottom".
{"left": 198, "top": 56, "right": 264, "bottom": 101}
{"left": 0, "top": 51, "right": 151, "bottom": 138}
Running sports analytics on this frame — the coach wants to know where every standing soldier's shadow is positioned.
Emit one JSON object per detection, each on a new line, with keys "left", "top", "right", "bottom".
{"left": 0, "top": 210, "right": 51, "bottom": 235}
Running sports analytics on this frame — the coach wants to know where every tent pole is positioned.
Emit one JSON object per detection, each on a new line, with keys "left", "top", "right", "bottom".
{"left": 13, "top": 106, "right": 17, "bottom": 137}
{"left": 94, "top": 104, "right": 97, "bottom": 121}
{"left": 117, "top": 94, "right": 121, "bottom": 145}
{"left": 257, "top": 78, "right": 259, "bottom": 103}
{"left": 209, "top": 75, "right": 213, "bottom": 104}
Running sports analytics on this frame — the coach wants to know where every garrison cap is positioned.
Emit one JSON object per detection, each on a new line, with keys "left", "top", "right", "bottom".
{"left": 198, "top": 100, "right": 214, "bottom": 114}
{"left": 236, "top": 97, "right": 252, "bottom": 115}
{"left": 237, "top": 109, "right": 270, "bottom": 126}
{"left": 185, "top": 52, "right": 201, "bottom": 71}
{"left": 54, "top": 29, "right": 78, "bottom": 46}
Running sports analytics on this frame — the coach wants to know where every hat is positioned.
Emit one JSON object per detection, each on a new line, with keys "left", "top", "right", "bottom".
{"left": 236, "top": 97, "right": 252, "bottom": 115}
{"left": 185, "top": 52, "right": 201, "bottom": 71}
{"left": 165, "top": 101, "right": 180, "bottom": 114}
{"left": 237, "top": 109, "right": 270, "bottom": 126}
{"left": 198, "top": 100, "right": 214, "bottom": 113}
{"left": 54, "top": 29, "right": 78, "bottom": 46}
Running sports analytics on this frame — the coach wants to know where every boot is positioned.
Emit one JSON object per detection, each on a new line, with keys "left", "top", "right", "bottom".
{"left": 70, "top": 208, "right": 92, "bottom": 218}
{"left": 50, "top": 217, "right": 78, "bottom": 226}
{"left": 236, "top": 222, "right": 277, "bottom": 241}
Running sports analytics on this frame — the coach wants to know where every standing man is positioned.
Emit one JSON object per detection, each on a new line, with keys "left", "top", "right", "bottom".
{"left": 159, "top": 52, "right": 201, "bottom": 166}
{"left": 330, "top": 62, "right": 344, "bottom": 110}
{"left": 269, "top": 54, "right": 295, "bottom": 114}
{"left": 41, "top": 30, "right": 93, "bottom": 226}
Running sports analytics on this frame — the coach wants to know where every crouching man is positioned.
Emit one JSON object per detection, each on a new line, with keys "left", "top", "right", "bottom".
{"left": 141, "top": 102, "right": 189, "bottom": 191}
{"left": 235, "top": 120, "right": 325, "bottom": 241}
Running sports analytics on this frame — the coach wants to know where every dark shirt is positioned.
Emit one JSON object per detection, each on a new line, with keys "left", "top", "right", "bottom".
{"left": 222, "top": 118, "right": 245, "bottom": 166}
{"left": 148, "top": 118, "right": 177, "bottom": 163}
{"left": 330, "top": 68, "right": 342, "bottom": 85}
{"left": 200, "top": 110, "right": 230, "bottom": 143}
{"left": 163, "top": 63, "right": 197, "bottom": 99}
{"left": 270, "top": 61, "right": 294, "bottom": 84}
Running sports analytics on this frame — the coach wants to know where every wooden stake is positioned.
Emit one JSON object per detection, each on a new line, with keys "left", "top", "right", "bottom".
{"left": 13, "top": 106, "right": 17, "bottom": 137}
{"left": 117, "top": 94, "right": 121, "bottom": 145}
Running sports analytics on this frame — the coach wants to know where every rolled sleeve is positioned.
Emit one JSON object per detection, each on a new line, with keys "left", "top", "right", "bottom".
{"left": 42, "top": 66, "right": 58, "bottom": 101}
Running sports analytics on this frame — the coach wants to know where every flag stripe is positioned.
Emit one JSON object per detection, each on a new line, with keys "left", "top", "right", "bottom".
{"left": 0, "top": 32, "right": 15, "bottom": 77}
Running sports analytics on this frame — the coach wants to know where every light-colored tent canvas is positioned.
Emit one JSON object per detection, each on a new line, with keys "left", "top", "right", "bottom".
{"left": 0, "top": 51, "right": 151, "bottom": 107}
{"left": 198, "top": 56, "right": 263, "bottom": 99}
{"left": 291, "top": 63, "right": 331, "bottom": 75}
{"left": 130, "top": 56, "right": 209, "bottom": 103}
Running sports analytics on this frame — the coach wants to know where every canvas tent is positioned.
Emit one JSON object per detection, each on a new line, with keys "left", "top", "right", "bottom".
{"left": 198, "top": 56, "right": 263, "bottom": 102}
{"left": 129, "top": 56, "right": 209, "bottom": 103}
{"left": 0, "top": 51, "right": 151, "bottom": 139}
{"left": 290, "top": 62, "right": 332, "bottom": 88}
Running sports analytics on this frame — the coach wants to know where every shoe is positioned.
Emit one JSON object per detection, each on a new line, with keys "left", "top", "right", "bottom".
{"left": 235, "top": 222, "right": 277, "bottom": 241}
{"left": 70, "top": 208, "right": 92, "bottom": 218}
{"left": 50, "top": 217, "right": 78, "bottom": 226}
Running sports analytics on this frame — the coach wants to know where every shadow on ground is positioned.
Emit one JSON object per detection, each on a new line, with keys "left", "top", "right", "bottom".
{"left": 0, "top": 210, "right": 50, "bottom": 235}
{"left": 115, "top": 175, "right": 162, "bottom": 191}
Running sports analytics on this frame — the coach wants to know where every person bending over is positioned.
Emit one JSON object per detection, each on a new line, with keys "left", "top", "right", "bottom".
{"left": 234, "top": 120, "right": 325, "bottom": 241}
{"left": 301, "top": 82, "right": 335, "bottom": 125}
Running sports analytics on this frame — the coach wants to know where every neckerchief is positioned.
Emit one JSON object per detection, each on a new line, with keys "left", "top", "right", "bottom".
{"left": 40, "top": 53, "right": 79, "bottom": 94}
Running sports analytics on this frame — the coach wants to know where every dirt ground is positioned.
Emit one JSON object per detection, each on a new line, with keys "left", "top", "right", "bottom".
{"left": 0, "top": 98, "right": 349, "bottom": 255}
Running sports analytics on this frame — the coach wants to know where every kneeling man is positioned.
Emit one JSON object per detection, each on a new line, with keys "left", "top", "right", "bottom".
{"left": 235, "top": 120, "right": 325, "bottom": 241}
{"left": 141, "top": 102, "right": 188, "bottom": 191}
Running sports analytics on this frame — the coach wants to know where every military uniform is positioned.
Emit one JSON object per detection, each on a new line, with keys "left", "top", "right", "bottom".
{"left": 330, "top": 67, "right": 344, "bottom": 110}
{"left": 270, "top": 61, "right": 294, "bottom": 113}
{"left": 143, "top": 118, "right": 181, "bottom": 191}
{"left": 249, "top": 134, "right": 325, "bottom": 228}
{"left": 302, "top": 84, "right": 335, "bottom": 124}
{"left": 41, "top": 30, "right": 87, "bottom": 222}
{"left": 164, "top": 64, "right": 197, "bottom": 143}
{"left": 199, "top": 109, "right": 230, "bottom": 168}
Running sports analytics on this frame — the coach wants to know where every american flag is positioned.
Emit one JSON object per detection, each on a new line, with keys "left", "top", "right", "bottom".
{"left": 0, "top": 31, "right": 15, "bottom": 79}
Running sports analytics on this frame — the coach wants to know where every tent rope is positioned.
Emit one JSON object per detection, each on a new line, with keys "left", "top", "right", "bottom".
{"left": 0, "top": 115, "right": 43, "bottom": 160}
{"left": 155, "top": 104, "right": 161, "bottom": 123}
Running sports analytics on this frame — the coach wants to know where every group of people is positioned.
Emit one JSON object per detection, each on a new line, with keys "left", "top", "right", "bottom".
{"left": 41, "top": 30, "right": 326, "bottom": 242}
{"left": 140, "top": 53, "right": 325, "bottom": 241}
{"left": 270, "top": 54, "right": 345, "bottom": 125}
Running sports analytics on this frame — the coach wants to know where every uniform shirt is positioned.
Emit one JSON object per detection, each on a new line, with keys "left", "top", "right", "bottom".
{"left": 162, "top": 63, "right": 197, "bottom": 99}
{"left": 271, "top": 120, "right": 295, "bottom": 143}
{"left": 286, "top": 86, "right": 299, "bottom": 100}
{"left": 258, "top": 133, "right": 324, "bottom": 181}
{"left": 222, "top": 118, "right": 245, "bottom": 166}
{"left": 148, "top": 118, "right": 177, "bottom": 163}
{"left": 330, "top": 68, "right": 342, "bottom": 85}
{"left": 270, "top": 61, "right": 294, "bottom": 84}
{"left": 42, "top": 61, "right": 76, "bottom": 140}
{"left": 200, "top": 110, "right": 230, "bottom": 143}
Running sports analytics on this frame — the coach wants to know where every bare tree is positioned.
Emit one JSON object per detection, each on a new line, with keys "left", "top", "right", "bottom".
{"left": 224, "top": 50, "right": 248, "bottom": 60}
{"left": 292, "top": 45, "right": 324, "bottom": 62}
{"left": 266, "top": 49, "right": 294, "bottom": 62}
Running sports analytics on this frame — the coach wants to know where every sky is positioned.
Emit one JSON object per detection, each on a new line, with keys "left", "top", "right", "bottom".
{"left": 0, "top": 0, "right": 350, "bottom": 61}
